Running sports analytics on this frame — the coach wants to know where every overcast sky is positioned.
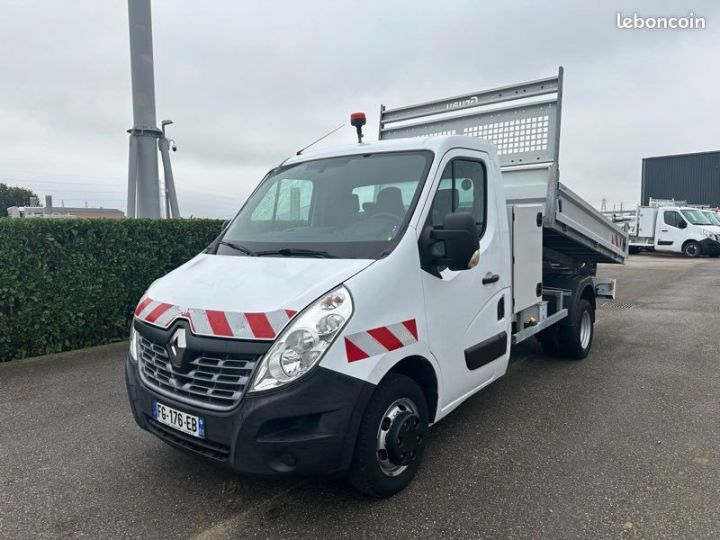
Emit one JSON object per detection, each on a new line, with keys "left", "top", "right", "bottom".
{"left": 1, "top": 0, "right": 718, "bottom": 217}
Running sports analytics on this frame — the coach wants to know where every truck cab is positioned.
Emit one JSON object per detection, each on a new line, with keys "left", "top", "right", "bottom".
{"left": 125, "top": 70, "right": 627, "bottom": 497}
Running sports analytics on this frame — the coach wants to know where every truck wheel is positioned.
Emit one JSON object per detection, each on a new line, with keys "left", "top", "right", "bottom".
{"left": 349, "top": 373, "right": 428, "bottom": 498}
{"left": 629, "top": 246, "right": 640, "bottom": 255}
{"left": 559, "top": 299, "right": 594, "bottom": 360}
{"left": 683, "top": 241, "right": 702, "bottom": 258}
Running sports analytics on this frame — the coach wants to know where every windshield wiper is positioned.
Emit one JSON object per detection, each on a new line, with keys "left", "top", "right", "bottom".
{"left": 217, "top": 240, "right": 257, "bottom": 256}
{"left": 255, "top": 248, "right": 338, "bottom": 259}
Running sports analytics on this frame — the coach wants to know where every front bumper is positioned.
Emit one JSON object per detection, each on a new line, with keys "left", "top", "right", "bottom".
{"left": 126, "top": 355, "right": 374, "bottom": 476}
{"left": 700, "top": 238, "right": 720, "bottom": 256}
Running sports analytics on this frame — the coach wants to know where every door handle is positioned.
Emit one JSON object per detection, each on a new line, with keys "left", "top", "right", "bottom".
{"left": 660, "top": 229, "right": 668, "bottom": 232}
{"left": 482, "top": 273, "right": 500, "bottom": 285}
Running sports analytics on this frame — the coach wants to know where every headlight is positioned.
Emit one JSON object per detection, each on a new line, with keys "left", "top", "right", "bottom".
{"left": 129, "top": 326, "right": 139, "bottom": 362}
{"left": 249, "top": 285, "right": 353, "bottom": 392}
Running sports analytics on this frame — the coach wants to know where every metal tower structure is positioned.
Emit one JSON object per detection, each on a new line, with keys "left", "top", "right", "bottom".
{"left": 126, "top": 0, "right": 179, "bottom": 218}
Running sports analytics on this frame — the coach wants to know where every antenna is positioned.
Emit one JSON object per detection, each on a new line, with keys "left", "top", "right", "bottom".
{"left": 296, "top": 124, "right": 344, "bottom": 155}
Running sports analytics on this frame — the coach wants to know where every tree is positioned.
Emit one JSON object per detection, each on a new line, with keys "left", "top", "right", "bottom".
{"left": 0, "top": 183, "right": 38, "bottom": 217}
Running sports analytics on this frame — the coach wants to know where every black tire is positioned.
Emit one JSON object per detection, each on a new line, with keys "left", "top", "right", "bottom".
{"left": 683, "top": 241, "right": 702, "bottom": 258}
{"left": 628, "top": 246, "right": 640, "bottom": 255}
{"left": 349, "top": 373, "right": 429, "bottom": 498}
{"left": 537, "top": 325, "right": 561, "bottom": 357}
{"left": 558, "top": 299, "right": 594, "bottom": 360}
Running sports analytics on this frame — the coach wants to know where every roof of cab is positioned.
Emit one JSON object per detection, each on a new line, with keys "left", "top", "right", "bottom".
{"left": 280, "top": 135, "right": 497, "bottom": 167}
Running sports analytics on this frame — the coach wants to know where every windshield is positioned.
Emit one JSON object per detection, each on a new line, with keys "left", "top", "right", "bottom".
{"left": 681, "top": 209, "right": 711, "bottom": 226}
{"left": 702, "top": 211, "right": 720, "bottom": 226}
{"left": 219, "top": 151, "right": 433, "bottom": 259}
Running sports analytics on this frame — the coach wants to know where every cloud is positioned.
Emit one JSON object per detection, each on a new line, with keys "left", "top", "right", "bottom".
{"left": 1, "top": 0, "right": 719, "bottom": 217}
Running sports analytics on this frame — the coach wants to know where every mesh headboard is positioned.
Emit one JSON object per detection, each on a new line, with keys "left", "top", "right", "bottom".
{"left": 379, "top": 67, "right": 563, "bottom": 168}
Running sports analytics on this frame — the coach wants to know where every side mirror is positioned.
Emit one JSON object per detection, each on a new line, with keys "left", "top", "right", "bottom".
{"left": 430, "top": 212, "right": 478, "bottom": 271}
{"left": 678, "top": 220, "right": 687, "bottom": 229}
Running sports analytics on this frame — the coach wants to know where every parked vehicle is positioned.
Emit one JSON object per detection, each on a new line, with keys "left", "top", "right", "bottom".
{"left": 629, "top": 206, "right": 720, "bottom": 257}
{"left": 125, "top": 69, "right": 627, "bottom": 497}
{"left": 701, "top": 209, "right": 720, "bottom": 229}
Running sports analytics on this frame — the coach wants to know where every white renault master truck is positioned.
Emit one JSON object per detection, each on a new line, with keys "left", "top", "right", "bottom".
{"left": 126, "top": 69, "right": 627, "bottom": 496}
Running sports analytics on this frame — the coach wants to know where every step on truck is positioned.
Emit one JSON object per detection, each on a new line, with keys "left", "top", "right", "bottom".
{"left": 629, "top": 205, "right": 720, "bottom": 257}
{"left": 126, "top": 68, "right": 628, "bottom": 497}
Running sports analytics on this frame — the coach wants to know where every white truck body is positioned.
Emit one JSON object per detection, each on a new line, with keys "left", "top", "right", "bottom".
{"left": 126, "top": 69, "right": 629, "bottom": 496}
{"left": 629, "top": 205, "right": 720, "bottom": 257}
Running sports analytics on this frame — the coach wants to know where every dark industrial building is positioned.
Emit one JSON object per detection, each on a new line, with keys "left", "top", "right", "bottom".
{"left": 642, "top": 150, "right": 720, "bottom": 207}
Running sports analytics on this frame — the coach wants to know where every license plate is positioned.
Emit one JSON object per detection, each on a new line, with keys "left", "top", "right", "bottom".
{"left": 152, "top": 400, "right": 205, "bottom": 439}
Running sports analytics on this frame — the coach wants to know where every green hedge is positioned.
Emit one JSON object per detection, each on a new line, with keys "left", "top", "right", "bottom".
{"left": 0, "top": 219, "right": 223, "bottom": 361}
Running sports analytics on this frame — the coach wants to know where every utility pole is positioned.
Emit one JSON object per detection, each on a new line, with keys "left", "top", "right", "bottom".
{"left": 159, "top": 120, "right": 180, "bottom": 218}
{"left": 126, "top": 0, "right": 180, "bottom": 218}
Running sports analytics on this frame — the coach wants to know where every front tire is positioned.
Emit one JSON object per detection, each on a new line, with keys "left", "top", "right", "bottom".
{"left": 683, "top": 241, "right": 702, "bottom": 258}
{"left": 349, "top": 374, "right": 429, "bottom": 498}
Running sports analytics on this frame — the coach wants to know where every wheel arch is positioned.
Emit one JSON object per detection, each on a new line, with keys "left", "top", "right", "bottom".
{"left": 544, "top": 273, "right": 596, "bottom": 327}
{"left": 580, "top": 283, "right": 596, "bottom": 315}
{"left": 382, "top": 355, "right": 439, "bottom": 423}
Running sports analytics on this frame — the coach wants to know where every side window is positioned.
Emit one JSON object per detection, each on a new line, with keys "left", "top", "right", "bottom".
{"left": 429, "top": 159, "right": 486, "bottom": 236}
{"left": 663, "top": 211, "right": 679, "bottom": 228}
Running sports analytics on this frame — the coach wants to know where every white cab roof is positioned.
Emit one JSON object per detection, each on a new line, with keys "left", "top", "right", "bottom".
{"left": 282, "top": 135, "right": 496, "bottom": 167}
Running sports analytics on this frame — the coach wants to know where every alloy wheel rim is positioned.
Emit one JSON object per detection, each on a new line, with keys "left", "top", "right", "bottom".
{"left": 580, "top": 310, "right": 592, "bottom": 350}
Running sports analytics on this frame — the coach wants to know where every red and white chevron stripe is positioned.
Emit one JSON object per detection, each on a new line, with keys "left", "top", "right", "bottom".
{"left": 134, "top": 296, "right": 297, "bottom": 340}
{"left": 344, "top": 319, "right": 418, "bottom": 362}
{"left": 611, "top": 233, "right": 624, "bottom": 248}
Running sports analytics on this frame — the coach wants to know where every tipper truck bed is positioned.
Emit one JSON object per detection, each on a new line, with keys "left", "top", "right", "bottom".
{"left": 126, "top": 68, "right": 627, "bottom": 498}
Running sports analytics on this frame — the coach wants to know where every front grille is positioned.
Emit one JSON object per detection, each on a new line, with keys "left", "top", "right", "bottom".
{"left": 137, "top": 334, "right": 258, "bottom": 411}
{"left": 146, "top": 417, "right": 230, "bottom": 461}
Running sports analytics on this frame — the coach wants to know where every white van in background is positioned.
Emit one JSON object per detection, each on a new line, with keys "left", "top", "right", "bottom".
{"left": 629, "top": 206, "right": 720, "bottom": 257}
{"left": 701, "top": 209, "right": 720, "bottom": 230}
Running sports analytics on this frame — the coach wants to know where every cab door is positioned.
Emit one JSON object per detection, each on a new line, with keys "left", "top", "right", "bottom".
{"left": 655, "top": 209, "right": 686, "bottom": 253}
{"left": 416, "top": 151, "right": 511, "bottom": 414}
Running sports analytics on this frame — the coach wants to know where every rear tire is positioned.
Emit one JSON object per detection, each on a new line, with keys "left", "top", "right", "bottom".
{"left": 683, "top": 241, "right": 702, "bottom": 258}
{"left": 349, "top": 374, "right": 428, "bottom": 498}
{"left": 558, "top": 299, "right": 594, "bottom": 360}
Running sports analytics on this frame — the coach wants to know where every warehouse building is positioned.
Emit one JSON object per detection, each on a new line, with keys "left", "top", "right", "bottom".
{"left": 642, "top": 150, "right": 720, "bottom": 207}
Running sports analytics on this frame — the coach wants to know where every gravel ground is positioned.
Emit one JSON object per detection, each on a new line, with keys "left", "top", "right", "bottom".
{"left": 1, "top": 254, "right": 718, "bottom": 539}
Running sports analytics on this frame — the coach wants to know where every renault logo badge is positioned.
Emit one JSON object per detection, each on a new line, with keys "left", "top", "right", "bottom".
{"left": 167, "top": 328, "right": 188, "bottom": 370}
